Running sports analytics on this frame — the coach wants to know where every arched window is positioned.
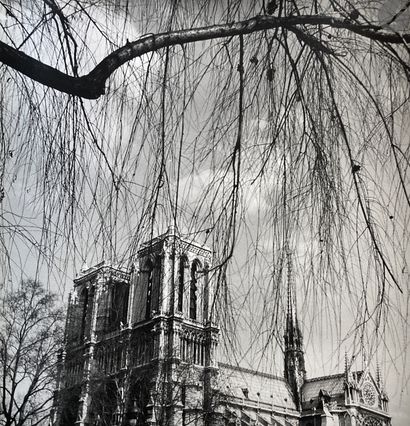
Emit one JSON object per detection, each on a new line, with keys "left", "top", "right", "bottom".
{"left": 178, "top": 255, "right": 188, "bottom": 313}
{"left": 203, "top": 263, "right": 210, "bottom": 321}
{"left": 145, "top": 260, "right": 154, "bottom": 319}
{"left": 79, "top": 287, "right": 89, "bottom": 340}
{"left": 189, "top": 261, "right": 199, "bottom": 320}
{"left": 143, "top": 256, "right": 161, "bottom": 320}
{"left": 107, "top": 281, "right": 129, "bottom": 331}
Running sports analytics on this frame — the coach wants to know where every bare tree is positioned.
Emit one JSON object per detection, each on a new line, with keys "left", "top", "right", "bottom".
{"left": 0, "top": 0, "right": 409, "bottom": 400}
{"left": 0, "top": 279, "right": 63, "bottom": 426}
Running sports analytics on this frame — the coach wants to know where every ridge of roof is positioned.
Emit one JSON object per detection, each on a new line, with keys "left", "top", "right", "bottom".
{"left": 305, "top": 373, "right": 344, "bottom": 383}
{"left": 305, "top": 370, "right": 364, "bottom": 383}
{"left": 218, "top": 362, "right": 286, "bottom": 382}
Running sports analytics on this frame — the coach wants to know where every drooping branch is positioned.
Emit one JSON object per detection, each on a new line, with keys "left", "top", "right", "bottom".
{"left": 1, "top": 14, "right": 409, "bottom": 99}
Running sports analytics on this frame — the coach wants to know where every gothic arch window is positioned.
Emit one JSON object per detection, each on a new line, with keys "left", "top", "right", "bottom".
{"left": 144, "top": 256, "right": 161, "bottom": 319}
{"left": 189, "top": 260, "right": 201, "bottom": 320}
{"left": 178, "top": 255, "right": 188, "bottom": 313}
{"left": 145, "top": 259, "right": 154, "bottom": 320}
{"left": 107, "top": 281, "right": 129, "bottom": 331}
{"left": 120, "top": 283, "right": 130, "bottom": 325}
{"left": 79, "top": 287, "right": 89, "bottom": 341}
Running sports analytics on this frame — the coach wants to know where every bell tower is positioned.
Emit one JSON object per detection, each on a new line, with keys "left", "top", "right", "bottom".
{"left": 131, "top": 225, "right": 215, "bottom": 323}
{"left": 283, "top": 249, "right": 306, "bottom": 410}
{"left": 127, "top": 226, "right": 219, "bottom": 425}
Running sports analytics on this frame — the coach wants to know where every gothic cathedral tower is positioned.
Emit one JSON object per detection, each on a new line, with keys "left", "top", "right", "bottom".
{"left": 129, "top": 225, "right": 220, "bottom": 425}
{"left": 53, "top": 226, "right": 220, "bottom": 426}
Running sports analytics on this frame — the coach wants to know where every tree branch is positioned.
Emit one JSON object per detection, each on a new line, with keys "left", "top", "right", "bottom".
{"left": 1, "top": 14, "right": 409, "bottom": 99}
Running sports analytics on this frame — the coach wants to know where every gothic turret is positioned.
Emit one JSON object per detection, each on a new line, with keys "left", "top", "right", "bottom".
{"left": 283, "top": 249, "right": 306, "bottom": 410}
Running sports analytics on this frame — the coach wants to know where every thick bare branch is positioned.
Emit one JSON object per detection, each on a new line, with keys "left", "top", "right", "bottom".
{"left": 1, "top": 14, "right": 409, "bottom": 99}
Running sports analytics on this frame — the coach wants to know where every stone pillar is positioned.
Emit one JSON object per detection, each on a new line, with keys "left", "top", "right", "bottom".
{"left": 152, "top": 319, "right": 167, "bottom": 360}
{"left": 169, "top": 320, "right": 182, "bottom": 359}
{"left": 127, "top": 265, "right": 138, "bottom": 326}
{"left": 90, "top": 282, "right": 102, "bottom": 341}
{"left": 161, "top": 242, "right": 172, "bottom": 315}
{"left": 205, "top": 325, "right": 219, "bottom": 369}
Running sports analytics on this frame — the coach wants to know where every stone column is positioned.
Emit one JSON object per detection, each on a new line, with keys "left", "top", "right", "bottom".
{"left": 161, "top": 243, "right": 172, "bottom": 315}
{"left": 127, "top": 265, "right": 138, "bottom": 326}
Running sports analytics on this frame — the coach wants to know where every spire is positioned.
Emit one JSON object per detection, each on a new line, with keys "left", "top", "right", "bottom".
{"left": 345, "top": 350, "right": 353, "bottom": 383}
{"left": 376, "top": 362, "right": 383, "bottom": 390}
{"left": 283, "top": 246, "right": 306, "bottom": 410}
{"left": 344, "top": 350, "right": 349, "bottom": 378}
{"left": 284, "top": 247, "right": 302, "bottom": 352}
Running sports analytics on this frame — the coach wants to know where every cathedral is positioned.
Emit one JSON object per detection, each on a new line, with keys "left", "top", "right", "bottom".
{"left": 52, "top": 227, "right": 391, "bottom": 425}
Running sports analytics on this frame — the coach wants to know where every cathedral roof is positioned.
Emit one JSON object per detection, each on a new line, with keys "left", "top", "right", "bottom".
{"left": 302, "top": 372, "right": 349, "bottom": 401}
{"left": 219, "top": 363, "right": 298, "bottom": 412}
{"left": 302, "top": 371, "right": 363, "bottom": 401}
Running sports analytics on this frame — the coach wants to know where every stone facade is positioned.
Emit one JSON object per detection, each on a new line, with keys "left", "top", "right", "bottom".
{"left": 52, "top": 229, "right": 391, "bottom": 426}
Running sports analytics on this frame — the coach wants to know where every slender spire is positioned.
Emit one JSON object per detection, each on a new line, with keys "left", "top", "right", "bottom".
{"left": 283, "top": 245, "right": 306, "bottom": 410}
{"left": 345, "top": 350, "right": 353, "bottom": 383}
{"left": 344, "top": 350, "right": 349, "bottom": 377}
{"left": 284, "top": 246, "right": 302, "bottom": 351}
{"left": 287, "top": 246, "right": 294, "bottom": 319}
{"left": 376, "top": 362, "right": 383, "bottom": 390}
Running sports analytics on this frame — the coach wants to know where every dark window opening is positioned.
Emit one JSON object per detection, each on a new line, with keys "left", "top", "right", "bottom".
{"left": 145, "top": 261, "right": 154, "bottom": 319}
{"left": 80, "top": 288, "right": 89, "bottom": 340}
{"left": 178, "top": 256, "right": 187, "bottom": 312}
{"left": 108, "top": 281, "right": 129, "bottom": 331}
{"left": 189, "top": 262, "right": 198, "bottom": 320}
